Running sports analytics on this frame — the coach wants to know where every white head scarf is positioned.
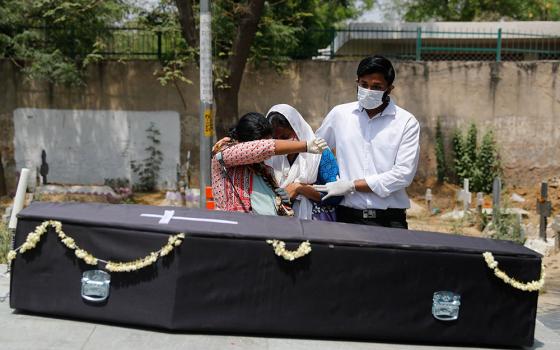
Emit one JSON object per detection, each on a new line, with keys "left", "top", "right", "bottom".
{"left": 265, "top": 104, "right": 322, "bottom": 220}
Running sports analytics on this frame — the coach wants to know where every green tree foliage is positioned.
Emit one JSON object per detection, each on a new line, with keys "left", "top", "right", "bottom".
{"left": 451, "top": 129, "right": 467, "bottom": 183}
{"left": 131, "top": 122, "right": 164, "bottom": 192}
{"left": 396, "top": 0, "right": 560, "bottom": 21}
{"left": 1, "top": 0, "right": 134, "bottom": 85}
{"left": 452, "top": 122, "right": 477, "bottom": 184}
{"left": 465, "top": 122, "right": 478, "bottom": 168}
{"left": 473, "top": 130, "right": 501, "bottom": 193}
{"left": 170, "top": 0, "right": 372, "bottom": 135}
{"left": 434, "top": 118, "right": 446, "bottom": 183}
{"left": 452, "top": 123, "right": 501, "bottom": 193}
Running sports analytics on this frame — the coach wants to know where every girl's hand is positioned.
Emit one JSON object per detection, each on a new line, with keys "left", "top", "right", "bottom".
{"left": 212, "top": 137, "right": 231, "bottom": 154}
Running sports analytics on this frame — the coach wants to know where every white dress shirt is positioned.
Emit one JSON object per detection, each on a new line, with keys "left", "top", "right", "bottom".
{"left": 315, "top": 99, "right": 420, "bottom": 210}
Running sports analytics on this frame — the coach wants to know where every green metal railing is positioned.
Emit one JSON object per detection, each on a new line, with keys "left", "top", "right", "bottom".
{"left": 327, "top": 27, "right": 560, "bottom": 61}
{"left": 99, "top": 27, "right": 187, "bottom": 59}
{"left": 14, "top": 26, "right": 560, "bottom": 61}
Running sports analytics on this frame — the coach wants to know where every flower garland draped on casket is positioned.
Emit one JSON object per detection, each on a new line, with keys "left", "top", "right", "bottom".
{"left": 7, "top": 220, "right": 186, "bottom": 272}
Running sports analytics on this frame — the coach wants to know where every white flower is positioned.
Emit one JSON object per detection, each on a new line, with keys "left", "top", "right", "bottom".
{"left": 483, "top": 251, "right": 545, "bottom": 292}
{"left": 7, "top": 250, "right": 17, "bottom": 263}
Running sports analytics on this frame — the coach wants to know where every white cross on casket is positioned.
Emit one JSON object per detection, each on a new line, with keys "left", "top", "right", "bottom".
{"left": 141, "top": 210, "right": 238, "bottom": 225}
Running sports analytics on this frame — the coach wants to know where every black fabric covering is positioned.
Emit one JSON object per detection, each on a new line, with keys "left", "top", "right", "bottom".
{"left": 10, "top": 202, "right": 541, "bottom": 347}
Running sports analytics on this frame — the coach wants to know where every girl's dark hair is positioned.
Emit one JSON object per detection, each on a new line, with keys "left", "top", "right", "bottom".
{"left": 267, "top": 112, "right": 292, "bottom": 130}
{"left": 228, "top": 112, "right": 272, "bottom": 142}
{"left": 356, "top": 55, "right": 395, "bottom": 85}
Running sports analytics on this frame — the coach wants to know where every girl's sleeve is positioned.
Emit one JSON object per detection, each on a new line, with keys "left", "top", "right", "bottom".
{"left": 220, "top": 140, "right": 276, "bottom": 167}
{"left": 317, "top": 149, "right": 343, "bottom": 205}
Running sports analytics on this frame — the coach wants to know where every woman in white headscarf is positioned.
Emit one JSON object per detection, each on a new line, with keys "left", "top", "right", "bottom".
{"left": 266, "top": 104, "right": 342, "bottom": 220}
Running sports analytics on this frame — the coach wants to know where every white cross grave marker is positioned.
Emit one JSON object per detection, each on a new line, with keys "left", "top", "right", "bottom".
{"left": 462, "top": 179, "right": 471, "bottom": 212}
{"left": 425, "top": 188, "right": 433, "bottom": 214}
{"left": 141, "top": 210, "right": 238, "bottom": 225}
{"left": 476, "top": 192, "right": 484, "bottom": 213}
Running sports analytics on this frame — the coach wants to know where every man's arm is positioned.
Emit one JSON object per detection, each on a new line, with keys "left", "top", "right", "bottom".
{"left": 314, "top": 118, "right": 420, "bottom": 199}
{"left": 357, "top": 118, "right": 420, "bottom": 196}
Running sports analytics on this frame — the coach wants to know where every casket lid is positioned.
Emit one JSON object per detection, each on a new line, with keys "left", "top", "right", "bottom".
{"left": 18, "top": 202, "right": 540, "bottom": 258}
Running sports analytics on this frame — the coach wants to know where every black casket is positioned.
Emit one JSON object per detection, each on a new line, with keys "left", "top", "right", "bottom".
{"left": 10, "top": 202, "right": 541, "bottom": 347}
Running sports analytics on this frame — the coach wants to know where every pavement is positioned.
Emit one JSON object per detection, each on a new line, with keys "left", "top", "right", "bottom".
{"left": 0, "top": 265, "right": 559, "bottom": 350}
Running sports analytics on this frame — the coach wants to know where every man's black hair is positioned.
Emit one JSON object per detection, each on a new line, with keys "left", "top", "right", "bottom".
{"left": 356, "top": 55, "right": 395, "bottom": 85}
{"left": 229, "top": 112, "right": 272, "bottom": 142}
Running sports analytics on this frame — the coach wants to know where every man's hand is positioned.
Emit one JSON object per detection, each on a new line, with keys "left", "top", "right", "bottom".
{"left": 306, "top": 138, "right": 328, "bottom": 154}
{"left": 313, "top": 180, "right": 355, "bottom": 200}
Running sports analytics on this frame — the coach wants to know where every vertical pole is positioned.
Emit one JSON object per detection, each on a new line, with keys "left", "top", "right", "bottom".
{"left": 157, "top": 30, "right": 162, "bottom": 60}
{"left": 330, "top": 28, "right": 335, "bottom": 59}
{"left": 552, "top": 215, "right": 560, "bottom": 251}
{"left": 7, "top": 168, "right": 30, "bottom": 274}
{"left": 492, "top": 177, "right": 501, "bottom": 221}
{"left": 538, "top": 182, "right": 550, "bottom": 242}
{"left": 416, "top": 27, "right": 422, "bottom": 61}
{"left": 463, "top": 178, "right": 471, "bottom": 212}
{"left": 9, "top": 168, "right": 30, "bottom": 230}
{"left": 199, "top": 0, "right": 213, "bottom": 209}
{"left": 496, "top": 28, "right": 502, "bottom": 62}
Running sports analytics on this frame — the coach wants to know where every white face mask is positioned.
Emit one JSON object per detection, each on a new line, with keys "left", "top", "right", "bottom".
{"left": 357, "top": 86, "right": 385, "bottom": 110}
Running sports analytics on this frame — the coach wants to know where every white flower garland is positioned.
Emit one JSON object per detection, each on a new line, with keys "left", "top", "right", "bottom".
{"left": 266, "top": 239, "right": 311, "bottom": 261}
{"left": 483, "top": 251, "right": 545, "bottom": 292}
{"left": 6, "top": 220, "right": 185, "bottom": 273}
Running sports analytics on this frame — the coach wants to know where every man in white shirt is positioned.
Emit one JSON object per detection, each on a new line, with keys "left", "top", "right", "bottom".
{"left": 313, "top": 55, "right": 420, "bottom": 229}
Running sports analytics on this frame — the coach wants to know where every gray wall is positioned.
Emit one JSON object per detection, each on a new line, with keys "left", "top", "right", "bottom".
{"left": 13, "top": 108, "right": 180, "bottom": 189}
{"left": 1, "top": 59, "right": 559, "bottom": 191}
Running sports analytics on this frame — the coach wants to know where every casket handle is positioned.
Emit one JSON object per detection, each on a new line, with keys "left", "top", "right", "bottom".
{"left": 266, "top": 240, "right": 311, "bottom": 261}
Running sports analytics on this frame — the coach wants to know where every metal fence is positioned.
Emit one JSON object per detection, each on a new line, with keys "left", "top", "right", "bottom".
{"left": 99, "top": 27, "right": 186, "bottom": 59}
{"left": 15, "top": 26, "right": 560, "bottom": 61}
{"left": 325, "top": 28, "right": 560, "bottom": 61}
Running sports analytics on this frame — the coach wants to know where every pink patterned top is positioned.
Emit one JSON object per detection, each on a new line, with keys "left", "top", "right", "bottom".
{"left": 211, "top": 139, "right": 276, "bottom": 212}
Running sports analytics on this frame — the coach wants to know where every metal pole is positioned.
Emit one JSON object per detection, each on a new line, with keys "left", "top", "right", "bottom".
{"left": 492, "top": 177, "right": 501, "bottom": 221}
{"left": 330, "top": 28, "right": 335, "bottom": 59}
{"left": 157, "top": 30, "right": 162, "bottom": 60}
{"left": 538, "top": 182, "right": 551, "bottom": 242}
{"left": 416, "top": 27, "right": 422, "bottom": 62}
{"left": 199, "top": 0, "right": 213, "bottom": 209}
{"left": 496, "top": 28, "right": 502, "bottom": 62}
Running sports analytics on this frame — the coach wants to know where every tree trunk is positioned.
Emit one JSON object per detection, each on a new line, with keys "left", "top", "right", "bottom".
{"left": 174, "top": 0, "right": 266, "bottom": 138}
{"left": 214, "top": 0, "right": 265, "bottom": 138}
{"left": 175, "top": 0, "right": 198, "bottom": 47}
{"left": 0, "top": 152, "right": 6, "bottom": 196}
{"left": 214, "top": 86, "right": 239, "bottom": 138}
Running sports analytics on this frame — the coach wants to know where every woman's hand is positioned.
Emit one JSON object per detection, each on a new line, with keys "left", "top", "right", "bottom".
{"left": 306, "top": 138, "right": 328, "bottom": 154}
{"left": 212, "top": 137, "right": 231, "bottom": 154}
{"left": 284, "top": 182, "right": 302, "bottom": 200}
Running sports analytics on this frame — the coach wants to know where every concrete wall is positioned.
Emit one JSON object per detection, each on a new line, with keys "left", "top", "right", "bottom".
{"left": 1, "top": 59, "right": 559, "bottom": 191}
{"left": 13, "top": 109, "right": 180, "bottom": 189}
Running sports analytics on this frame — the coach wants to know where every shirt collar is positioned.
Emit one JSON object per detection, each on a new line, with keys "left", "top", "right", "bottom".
{"left": 354, "top": 99, "right": 397, "bottom": 119}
